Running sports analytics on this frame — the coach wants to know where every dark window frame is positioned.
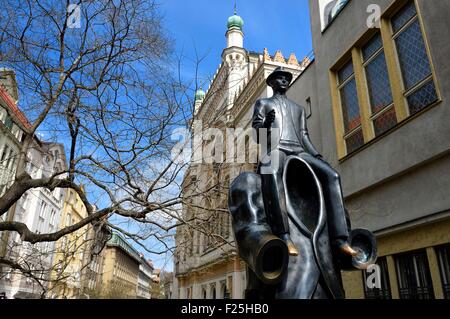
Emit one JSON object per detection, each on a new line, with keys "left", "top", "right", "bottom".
{"left": 337, "top": 59, "right": 364, "bottom": 153}
{"left": 391, "top": 0, "right": 438, "bottom": 116}
{"left": 362, "top": 256, "right": 392, "bottom": 299}
{"left": 361, "top": 32, "right": 397, "bottom": 137}
{"left": 395, "top": 249, "right": 435, "bottom": 299}
{"left": 435, "top": 244, "right": 450, "bottom": 299}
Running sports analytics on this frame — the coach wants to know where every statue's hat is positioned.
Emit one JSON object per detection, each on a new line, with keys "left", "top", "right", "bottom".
{"left": 266, "top": 66, "right": 293, "bottom": 86}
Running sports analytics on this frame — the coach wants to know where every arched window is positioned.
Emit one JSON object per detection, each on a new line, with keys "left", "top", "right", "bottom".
{"left": 211, "top": 285, "right": 216, "bottom": 299}
{"left": 223, "top": 284, "right": 228, "bottom": 299}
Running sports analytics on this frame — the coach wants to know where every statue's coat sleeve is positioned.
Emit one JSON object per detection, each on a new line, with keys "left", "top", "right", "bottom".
{"left": 252, "top": 99, "right": 266, "bottom": 144}
{"left": 299, "top": 106, "right": 321, "bottom": 157}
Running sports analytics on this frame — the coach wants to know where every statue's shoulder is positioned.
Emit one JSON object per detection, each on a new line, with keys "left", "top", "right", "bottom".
{"left": 287, "top": 98, "right": 306, "bottom": 111}
{"left": 256, "top": 97, "right": 272, "bottom": 104}
{"left": 254, "top": 97, "right": 272, "bottom": 107}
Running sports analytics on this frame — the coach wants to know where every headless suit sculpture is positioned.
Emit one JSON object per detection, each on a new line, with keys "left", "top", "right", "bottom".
{"left": 228, "top": 67, "right": 377, "bottom": 299}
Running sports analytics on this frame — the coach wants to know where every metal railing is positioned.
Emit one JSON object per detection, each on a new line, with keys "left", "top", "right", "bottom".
{"left": 443, "top": 284, "right": 450, "bottom": 299}
{"left": 365, "top": 288, "right": 392, "bottom": 299}
{"left": 399, "top": 286, "right": 434, "bottom": 299}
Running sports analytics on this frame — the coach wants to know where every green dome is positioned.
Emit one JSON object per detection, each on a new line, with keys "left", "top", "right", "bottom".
{"left": 195, "top": 89, "right": 205, "bottom": 101}
{"left": 227, "top": 14, "right": 244, "bottom": 30}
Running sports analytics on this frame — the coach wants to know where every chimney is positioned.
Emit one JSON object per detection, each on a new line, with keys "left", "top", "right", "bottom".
{"left": 0, "top": 68, "right": 19, "bottom": 102}
{"left": 263, "top": 48, "right": 271, "bottom": 62}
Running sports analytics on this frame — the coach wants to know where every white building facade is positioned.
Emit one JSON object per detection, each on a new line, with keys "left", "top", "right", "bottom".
{"left": 0, "top": 137, "right": 67, "bottom": 298}
{"left": 0, "top": 69, "right": 27, "bottom": 210}
{"left": 0, "top": 67, "right": 70, "bottom": 299}
{"left": 137, "top": 256, "right": 154, "bottom": 299}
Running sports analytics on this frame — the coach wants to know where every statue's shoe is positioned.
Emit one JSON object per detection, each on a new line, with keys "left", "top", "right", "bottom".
{"left": 287, "top": 240, "right": 299, "bottom": 256}
{"left": 286, "top": 238, "right": 299, "bottom": 256}
{"left": 280, "top": 234, "right": 299, "bottom": 256}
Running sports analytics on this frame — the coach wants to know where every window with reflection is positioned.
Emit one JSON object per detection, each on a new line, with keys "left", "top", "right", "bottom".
{"left": 392, "top": 1, "right": 438, "bottom": 115}
{"left": 337, "top": 60, "right": 363, "bottom": 153}
{"left": 362, "top": 33, "right": 397, "bottom": 136}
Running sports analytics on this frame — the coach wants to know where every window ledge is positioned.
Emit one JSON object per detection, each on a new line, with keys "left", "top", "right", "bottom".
{"left": 338, "top": 99, "right": 442, "bottom": 162}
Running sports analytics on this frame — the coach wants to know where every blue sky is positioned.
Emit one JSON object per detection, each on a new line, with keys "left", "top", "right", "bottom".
{"left": 161, "top": 0, "right": 313, "bottom": 88}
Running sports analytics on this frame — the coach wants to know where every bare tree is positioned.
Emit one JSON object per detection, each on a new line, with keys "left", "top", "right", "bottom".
{"left": 0, "top": 0, "right": 243, "bottom": 299}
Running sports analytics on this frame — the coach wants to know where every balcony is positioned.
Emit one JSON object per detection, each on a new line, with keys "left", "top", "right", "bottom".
{"left": 176, "top": 242, "right": 236, "bottom": 275}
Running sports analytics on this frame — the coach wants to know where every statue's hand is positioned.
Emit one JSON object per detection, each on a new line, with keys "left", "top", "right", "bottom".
{"left": 265, "top": 110, "right": 276, "bottom": 127}
{"left": 340, "top": 243, "right": 359, "bottom": 257}
{"left": 334, "top": 239, "right": 359, "bottom": 257}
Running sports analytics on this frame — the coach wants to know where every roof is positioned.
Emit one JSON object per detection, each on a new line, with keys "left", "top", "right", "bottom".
{"left": 0, "top": 84, "right": 31, "bottom": 130}
{"left": 247, "top": 50, "right": 262, "bottom": 57}
{"left": 289, "top": 55, "right": 316, "bottom": 87}
{"left": 227, "top": 14, "right": 244, "bottom": 30}
{"left": 139, "top": 255, "right": 154, "bottom": 271}
{"left": 107, "top": 232, "right": 142, "bottom": 263}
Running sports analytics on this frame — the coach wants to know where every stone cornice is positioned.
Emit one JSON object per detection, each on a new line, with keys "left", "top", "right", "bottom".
{"left": 175, "top": 251, "right": 239, "bottom": 278}
{"left": 221, "top": 46, "right": 247, "bottom": 60}
{"left": 196, "top": 64, "right": 228, "bottom": 124}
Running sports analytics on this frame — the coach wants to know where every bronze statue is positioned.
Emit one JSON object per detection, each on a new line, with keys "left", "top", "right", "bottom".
{"left": 252, "top": 67, "right": 357, "bottom": 258}
{"left": 228, "top": 67, "right": 376, "bottom": 299}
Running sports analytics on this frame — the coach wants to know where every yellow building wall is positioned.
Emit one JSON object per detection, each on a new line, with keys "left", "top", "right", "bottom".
{"left": 342, "top": 271, "right": 365, "bottom": 299}
{"left": 51, "top": 189, "right": 90, "bottom": 298}
{"left": 100, "top": 247, "right": 116, "bottom": 288}
{"left": 100, "top": 246, "right": 140, "bottom": 298}
{"left": 343, "top": 217, "right": 450, "bottom": 299}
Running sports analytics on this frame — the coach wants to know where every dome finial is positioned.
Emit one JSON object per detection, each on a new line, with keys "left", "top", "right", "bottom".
{"left": 195, "top": 88, "right": 205, "bottom": 102}
{"left": 227, "top": 1, "right": 244, "bottom": 31}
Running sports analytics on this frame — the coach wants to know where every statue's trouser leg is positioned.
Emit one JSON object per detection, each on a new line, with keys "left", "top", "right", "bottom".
{"left": 259, "top": 151, "right": 290, "bottom": 236}
{"left": 303, "top": 155, "right": 349, "bottom": 240}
